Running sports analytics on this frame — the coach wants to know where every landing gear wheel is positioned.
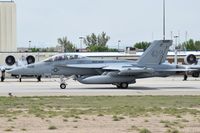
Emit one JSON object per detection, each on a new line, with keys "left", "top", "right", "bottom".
{"left": 1, "top": 76, "right": 5, "bottom": 82}
{"left": 120, "top": 83, "right": 128, "bottom": 89}
{"left": 1, "top": 70, "right": 5, "bottom": 82}
{"left": 19, "top": 75, "right": 22, "bottom": 82}
{"left": 37, "top": 76, "right": 41, "bottom": 82}
{"left": 183, "top": 74, "right": 188, "bottom": 81}
{"left": 60, "top": 83, "right": 66, "bottom": 89}
{"left": 116, "top": 85, "right": 121, "bottom": 88}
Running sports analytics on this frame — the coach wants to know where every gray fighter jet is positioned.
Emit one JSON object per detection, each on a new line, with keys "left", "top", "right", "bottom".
{"left": 7, "top": 40, "right": 191, "bottom": 89}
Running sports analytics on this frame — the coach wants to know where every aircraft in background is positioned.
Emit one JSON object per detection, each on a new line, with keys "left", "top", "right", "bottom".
{"left": 0, "top": 55, "right": 39, "bottom": 82}
{"left": 7, "top": 40, "right": 194, "bottom": 89}
{"left": 181, "top": 54, "right": 200, "bottom": 80}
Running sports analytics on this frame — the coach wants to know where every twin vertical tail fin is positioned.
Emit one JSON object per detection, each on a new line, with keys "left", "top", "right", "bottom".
{"left": 137, "top": 40, "right": 172, "bottom": 66}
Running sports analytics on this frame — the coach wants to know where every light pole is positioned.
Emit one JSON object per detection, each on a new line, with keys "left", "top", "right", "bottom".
{"left": 170, "top": 31, "right": 173, "bottom": 40}
{"left": 79, "top": 37, "right": 84, "bottom": 52}
{"left": 185, "top": 31, "right": 188, "bottom": 42}
{"left": 174, "top": 35, "right": 179, "bottom": 49}
{"left": 28, "top": 41, "right": 31, "bottom": 49}
{"left": 118, "top": 40, "right": 121, "bottom": 52}
{"left": 163, "top": 0, "right": 166, "bottom": 40}
{"left": 174, "top": 35, "right": 179, "bottom": 65}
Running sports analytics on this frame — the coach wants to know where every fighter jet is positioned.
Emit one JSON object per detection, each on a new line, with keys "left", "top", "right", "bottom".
{"left": 0, "top": 55, "right": 39, "bottom": 82}
{"left": 7, "top": 40, "right": 192, "bottom": 89}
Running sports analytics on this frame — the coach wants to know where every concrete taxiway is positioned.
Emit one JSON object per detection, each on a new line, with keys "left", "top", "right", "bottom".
{"left": 0, "top": 77, "right": 199, "bottom": 96}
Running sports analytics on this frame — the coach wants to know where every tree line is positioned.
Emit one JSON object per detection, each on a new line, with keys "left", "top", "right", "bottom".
{"left": 182, "top": 39, "right": 200, "bottom": 51}
{"left": 57, "top": 32, "right": 117, "bottom": 52}
{"left": 36, "top": 33, "right": 200, "bottom": 52}
{"left": 133, "top": 39, "right": 200, "bottom": 51}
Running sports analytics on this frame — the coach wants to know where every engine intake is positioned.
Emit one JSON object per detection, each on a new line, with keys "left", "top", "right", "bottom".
{"left": 5, "top": 55, "right": 16, "bottom": 66}
{"left": 184, "top": 54, "right": 197, "bottom": 65}
{"left": 26, "top": 55, "right": 35, "bottom": 64}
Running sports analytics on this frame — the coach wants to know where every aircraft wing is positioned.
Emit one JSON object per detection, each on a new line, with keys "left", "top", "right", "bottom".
{"left": 187, "top": 66, "right": 200, "bottom": 70}
{"left": 0, "top": 59, "right": 30, "bottom": 71}
{"left": 176, "top": 64, "right": 200, "bottom": 71}
{"left": 117, "top": 67, "right": 154, "bottom": 75}
{"left": 58, "top": 63, "right": 154, "bottom": 76}
{"left": 155, "top": 68, "right": 198, "bottom": 72}
{"left": 99, "top": 64, "right": 154, "bottom": 75}
{"left": 0, "top": 65, "right": 14, "bottom": 71}
{"left": 106, "top": 67, "right": 197, "bottom": 76}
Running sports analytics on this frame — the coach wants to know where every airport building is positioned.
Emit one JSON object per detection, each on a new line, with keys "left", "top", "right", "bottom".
{"left": 0, "top": 1, "right": 17, "bottom": 52}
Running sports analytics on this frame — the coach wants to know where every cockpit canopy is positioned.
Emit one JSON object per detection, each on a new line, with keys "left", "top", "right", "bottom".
{"left": 44, "top": 54, "right": 85, "bottom": 62}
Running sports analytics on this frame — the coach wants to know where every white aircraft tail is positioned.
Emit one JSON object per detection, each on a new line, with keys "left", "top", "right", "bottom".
{"left": 137, "top": 40, "right": 172, "bottom": 66}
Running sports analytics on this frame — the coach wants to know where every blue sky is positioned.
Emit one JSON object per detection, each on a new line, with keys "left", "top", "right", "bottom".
{"left": 15, "top": 0, "right": 200, "bottom": 48}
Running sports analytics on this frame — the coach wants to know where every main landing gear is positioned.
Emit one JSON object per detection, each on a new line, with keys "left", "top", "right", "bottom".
{"left": 116, "top": 83, "right": 129, "bottom": 89}
{"left": 37, "top": 75, "right": 42, "bottom": 82}
{"left": 183, "top": 72, "right": 188, "bottom": 81}
{"left": 19, "top": 75, "right": 22, "bottom": 82}
{"left": 183, "top": 74, "right": 188, "bottom": 81}
{"left": 1, "top": 70, "right": 5, "bottom": 82}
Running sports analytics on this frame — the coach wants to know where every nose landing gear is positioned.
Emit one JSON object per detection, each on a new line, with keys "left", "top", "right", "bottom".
{"left": 60, "top": 83, "right": 66, "bottom": 89}
{"left": 59, "top": 76, "right": 69, "bottom": 89}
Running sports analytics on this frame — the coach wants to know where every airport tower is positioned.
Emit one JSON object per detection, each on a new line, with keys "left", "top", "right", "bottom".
{"left": 0, "top": 1, "right": 17, "bottom": 52}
